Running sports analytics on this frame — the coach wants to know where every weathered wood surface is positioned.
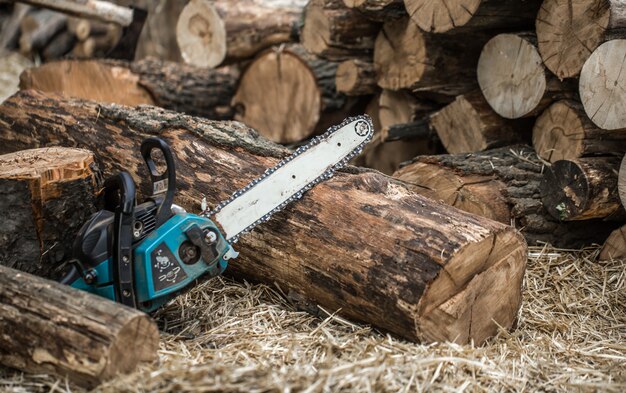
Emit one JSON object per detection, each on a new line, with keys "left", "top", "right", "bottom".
{"left": 599, "top": 224, "right": 626, "bottom": 260}
{"left": 19, "top": 58, "right": 240, "bottom": 120}
{"left": 0, "top": 90, "right": 527, "bottom": 345}
{"left": 393, "top": 146, "right": 620, "bottom": 247}
{"left": 0, "top": 265, "right": 158, "bottom": 387}
{"left": 0, "top": 147, "right": 100, "bottom": 279}
{"left": 342, "top": 0, "right": 406, "bottom": 21}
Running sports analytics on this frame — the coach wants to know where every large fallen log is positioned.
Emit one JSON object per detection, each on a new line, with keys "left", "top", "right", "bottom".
{"left": 19, "top": 58, "right": 240, "bottom": 120}
{"left": 393, "top": 146, "right": 620, "bottom": 248}
{"left": 0, "top": 265, "right": 158, "bottom": 387}
{"left": 0, "top": 147, "right": 100, "bottom": 279}
{"left": 0, "top": 90, "right": 528, "bottom": 345}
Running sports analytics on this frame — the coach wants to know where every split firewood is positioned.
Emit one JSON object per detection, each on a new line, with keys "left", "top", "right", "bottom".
{"left": 536, "top": 0, "right": 626, "bottom": 80}
{"left": 19, "top": 58, "right": 240, "bottom": 120}
{"left": 341, "top": 0, "right": 406, "bottom": 21}
{"left": 302, "top": 0, "right": 380, "bottom": 60}
{"left": 533, "top": 100, "right": 626, "bottom": 162}
{"left": 393, "top": 146, "right": 621, "bottom": 247}
{"left": 579, "top": 39, "right": 626, "bottom": 130}
{"left": 176, "top": 0, "right": 302, "bottom": 68}
{"left": 374, "top": 17, "right": 490, "bottom": 97}
{"left": 0, "top": 265, "right": 158, "bottom": 387}
{"left": 0, "top": 4, "right": 31, "bottom": 51}
{"left": 541, "top": 157, "right": 623, "bottom": 221}
{"left": 42, "top": 30, "right": 76, "bottom": 60}
{"left": 404, "top": 0, "right": 542, "bottom": 33}
{"left": 477, "top": 33, "right": 575, "bottom": 119}
{"left": 599, "top": 224, "right": 626, "bottom": 260}
{"left": 232, "top": 44, "right": 352, "bottom": 143}
{"left": 335, "top": 58, "right": 377, "bottom": 96}
{"left": 0, "top": 89, "right": 528, "bottom": 345}
{"left": 429, "top": 91, "right": 530, "bottom": 154}
{"left": 0, "top": 147, "right": 100, "bottom": 279}
{"left": 19, "top": 9, "right": 67, "bottom": 55}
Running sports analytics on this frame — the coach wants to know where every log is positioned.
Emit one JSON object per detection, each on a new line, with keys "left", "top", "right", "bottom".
{"left": 19, "top": 58, "right": 240, "bottom": 120}
{"left": 335, "top": 58, "right": 377, "bottom": 96}
{"left": 19, "top": 10, "right": 67, "bottom": 55}
{"left": 429, "top": 91, "right": 529, "bottom": 154}
{"left": 616, "top": 153, "right": 626, "bottom": 208}
{"left": 579, "top": 39, "right": 626, "bottom": 130}
{"left": 42, "top": 30, "right": 76, "bottom": 60}
{"left": 341, "top": 0, "right": 406, "bottom": 21}
{"left": 0, "top": 265, "right": 158, "bottom": 387}
{"left": 0, "top": 147, "right": 100, "bottom": 279}
{"left": 374, "top": 16, "right": 489, "bottom": 97}
{"left": 536, "top": 0, "right": 626, "bottom": 80}
{"left": 404, "top": 0, "right": 542, "bottom": 33}
{"left": 541, "top": 157, "right": 623, "bottom": 221}
{"left": 393, "top": 146, "right": 620, "bottom": 247}
{"left": 0, "top": 4, "right": 31, "bottom": 51}
{"left": 17, "top": 0, "right": 134, "bottom": 26}
{"left": 477, "top": 33, "right": 574, "bottom": 119}
{"left": 70, "top": 36, "right": 95, "bottom": 58}
{"left": 301, "top": 0, "right": 380, "bottom": 60}
{"left": 176, "top": 0, "right": 302, "bottom": 68}
{"left": 532, "top": 100, "right": 626, "bottom": 162}
{"left": 599, "top": 224, "right": 626, "bottom": 260}
{"left": 232, "top": 44, "right": 350, "bottom": 144}
{"left": 0, "top": 89, "right": 528, "bottom": 345}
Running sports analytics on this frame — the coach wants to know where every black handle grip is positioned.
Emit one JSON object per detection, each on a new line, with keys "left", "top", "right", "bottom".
{"left": 103, "top": 171, "right": 137, "bottom": 214}
{"left": 141, "top": 137, "right": 176, "bottom": 227}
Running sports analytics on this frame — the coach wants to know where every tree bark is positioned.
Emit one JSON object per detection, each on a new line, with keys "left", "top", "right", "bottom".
{"left": 404, "top": 0, "right": 542, "bottom": 33}
{"left": 0, "top": 265, "right": 158, "bottom": 387}
{"left": 541, "top": 157, "right": 623, "bottom": 221}
{"left": 536, "top": 0, "right": 626, "bottom": 80}
{"left": 302, "top": 0, "right": 380, "bottom": 60}
{"left": 336, "top": 58, "right": 378, "bottom": 96}
{"left": 393, "top": 146, "right": 621, "bottom": 247}
{"left": 429, "top": 91, "right": 530, "bottom": 154}
{"left": 477, "top": 33, "right": 575, "bottom": 119}
{"left": 532, "top": 100, "right": 626, "bottom": 162}
{"left": 19, "top": 58, "right": 240, "bottom": 120}
{"left": 42, "top": 30, "right": 76, "bottom": 60}
{"left": 341, "top": 0, "right": 406, "bottom": 21}
{"left": 0, "top": 89, "right": 528, "bottom": 345}
{"left": 579, "top": 39, "right": 626, "bottom": 130}
{"left": 0, "top": 147, "right": 100, "bottom": 280}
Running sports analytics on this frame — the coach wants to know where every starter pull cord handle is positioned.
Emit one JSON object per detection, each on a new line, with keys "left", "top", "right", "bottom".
{"left": 141, "top": 137, "right": 176, "bottom": 228}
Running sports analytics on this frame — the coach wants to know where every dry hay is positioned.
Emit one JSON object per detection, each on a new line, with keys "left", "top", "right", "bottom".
{"left": 1, "top": 245, "right": 624, "bottom": 392}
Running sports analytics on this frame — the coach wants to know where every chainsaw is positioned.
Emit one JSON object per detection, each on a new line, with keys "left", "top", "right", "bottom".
{"left": 62, "top": 116, "right": 373, "bottom": 312}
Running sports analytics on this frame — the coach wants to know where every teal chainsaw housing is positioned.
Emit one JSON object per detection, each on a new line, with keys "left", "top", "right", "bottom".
{"left": 70, "top": 213, "right": 236, "bottom": 312}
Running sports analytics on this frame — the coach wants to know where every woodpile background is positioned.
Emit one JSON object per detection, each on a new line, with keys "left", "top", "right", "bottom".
{"left": 0, "top": 0, "right": 625, "bottom": 390}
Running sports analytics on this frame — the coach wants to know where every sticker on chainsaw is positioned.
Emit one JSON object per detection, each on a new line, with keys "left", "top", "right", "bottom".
{"left": 153, "top": 179, "right": 168, "bottom": 195}
{"left": 150, "top": 242, "right": 187, "bottom": 291}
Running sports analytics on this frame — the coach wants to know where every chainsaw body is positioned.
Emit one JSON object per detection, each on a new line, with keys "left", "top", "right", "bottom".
{"left": 66, "top": 138, "right": 237, "bottom": 312}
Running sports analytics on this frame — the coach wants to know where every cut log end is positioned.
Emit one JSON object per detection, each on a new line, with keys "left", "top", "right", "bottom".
{"left": 336, "top": 59, "right": 377, "bottom": 96}
{"left": 533, "top": 100, "right": 586, "bottom": 162}
{"left": 301, "top": 0, "right": 332, "bottom": 55}
{"left": 0, "top": 147, "right": 94, "bottom": 181}
{"left": 404, "top": 0, "right": 481, "bottom": 33}
{"left": 478, "top": 34, "right": 546, "bottom": 119}
{"left": 536, "top": 0, "right": 610, "bottom": 79}
{"left": 599, "top": 224, "right": 626, "bottom": 260}
{"left": 176, "top": 0, "right": 226, "bottom": 68}
{"left": 106, "top": 314, "right": 160, "bottom": 376}
{"left": 580, "top": 39, "right": 626, "bottom": 130}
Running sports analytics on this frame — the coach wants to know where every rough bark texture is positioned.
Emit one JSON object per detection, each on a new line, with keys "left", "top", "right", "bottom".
{"left": 302, "top": 0, "right": 380, "bottom": 60}
{"left": 393, "top": 146, "right": 620, "bottom": 247}
{"left": 430, "top": 91, "right": 530, "bottom": 154}
{"left": 342, "top": 0, "right": 406, "bottom": 21}
{"left": 532, "top": 100, "right": 626, "bottom": 162}
{"left": 336, "top": 58, "right": 378, "bottom": 96}
{"left": 599, "top": 224, "right": 626, "bottom": 260}
{"left": 541, "top": 157, "right": 623, "bottom": 221}
{"left": 0, "top": 90, "right": 528, "bottom": 345}
{"left": 19, "top": 58, "right": 240, "bottom": 120}
{"left": 374, "top": 17, "right": 489, "bottom": 97}
{"left": 0, "top": 265, "right": 159, "bottom": 387}
{"left": 0, "top": 147, "right": 100, "bottom": 280}
{"left": 405, "top": 0, "right": 542, "bottom": 33}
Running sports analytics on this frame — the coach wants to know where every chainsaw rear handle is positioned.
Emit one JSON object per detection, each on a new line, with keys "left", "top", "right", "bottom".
{"left": 141, "top": 137, "right": 176, "bottom": 227}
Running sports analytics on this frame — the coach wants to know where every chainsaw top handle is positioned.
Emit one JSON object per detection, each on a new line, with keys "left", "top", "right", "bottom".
{"left": 141, "top": 137, "right": 176, "bottom": 228}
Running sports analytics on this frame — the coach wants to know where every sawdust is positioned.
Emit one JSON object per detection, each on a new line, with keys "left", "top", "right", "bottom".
{"left": 0, "top": 245, "right": 624, "bottom": 392}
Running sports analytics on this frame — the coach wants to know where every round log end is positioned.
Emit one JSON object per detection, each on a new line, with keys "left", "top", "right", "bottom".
{"left": 580, "top": 39, "right": 626, "bottom": 130}
{"left": 541, "top": 160, "right": 588, "bottom": 220}
{"left": 532, "top": 100, "right": 585, "bottom": 162}
{"left": 536, "top": 0, "right": 610, "bottom": 79}
{"left": 232, "top": 48, "right": 321, "bottom": 144}
{"left": 599, "top": 225, "right": 626, "bottom": 260}
{"left": 336, "top": 60, "right": 362, "bottom": 94}
{"left": 176, "top": 0, "right": 226, "bottom": 69}
{"left": 404, "top": 0, "right": 482, "bottom": 33}
{"left": 478, "top": 34, "right": 546, "bottom": 119}
{"left": 430, "top": 94, "right": 489, "bottom": 154}
{"left": 0, "top": 147, "right": 94, "bottom": 182}
{"left": 301, "top": 0, "right": 332, "bottom": 55}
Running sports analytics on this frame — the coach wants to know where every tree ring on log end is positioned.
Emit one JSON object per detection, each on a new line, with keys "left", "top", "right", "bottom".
{"left": 536, "top": 0, "right": 610, "bottom": 80}
{"left": 176, "top": 0, "right": 226, "bottom": 69}
{"left": 580, "top": 39, "right": 626, "bottom": 130}
{"left": 404, "top": 0, "right": 482, "bottom": 33}
{"left": 104, "top": 314, "right": 159, "bottom": 379}
{"left": 533, "top": 100, "right": 585, "bottom": 162}
{"left": 477, "top": 34, "right": 546, "bottom": 119}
